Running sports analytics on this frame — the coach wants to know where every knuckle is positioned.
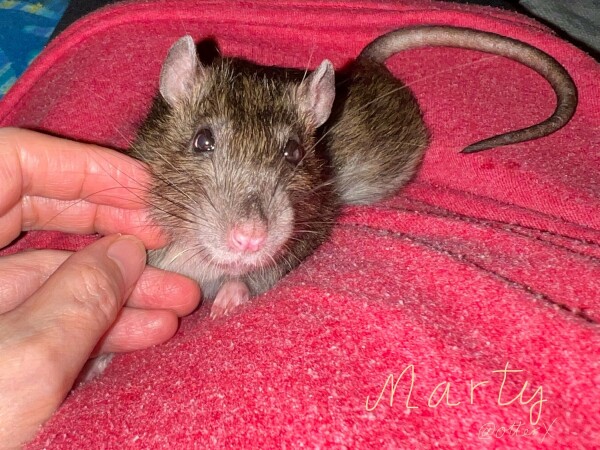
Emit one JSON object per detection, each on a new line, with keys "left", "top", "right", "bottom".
{"left": 63, "top": 262, "right": 123, "bottom": 326}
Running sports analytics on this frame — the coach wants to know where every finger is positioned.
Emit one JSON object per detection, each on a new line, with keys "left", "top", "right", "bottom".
{"left": 17, "top": 196, "right": 164, "bottom": 248}
{"left": 92, "top": 308, "right": 179, "bottom": 355}
{"left": 126, "top": 265, "right": 201, "bottom": 316}
{"left": 0, "top": 235, "right": 146, "bottom": 447}
{"left": 0, "top": 127, "right": 150, "bottom": 211}
{"left": 0, "top": 128, "right": 165, "bottom": 247}
{"left": 0, "top": 250, "right": 200, "bottom": 316}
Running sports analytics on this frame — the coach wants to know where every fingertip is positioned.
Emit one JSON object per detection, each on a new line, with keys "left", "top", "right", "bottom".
{"left": 144, "top": 225, "right": 170, "bottom": 249}
{"left": 165, "top": 274, "right": 202, "bottom": 316}
{"left": 94, "top": 308, "right": 180, "bottom": 354}
{"left": 127, "top": 268, "right": 202, "bottom": 316}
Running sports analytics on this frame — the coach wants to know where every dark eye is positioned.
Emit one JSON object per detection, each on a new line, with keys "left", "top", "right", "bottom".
{"left": 192, "top": 128, "right": 215, "bottom": 153}
{"left": 283, "top": 139, "right": 304, "bottom": 165}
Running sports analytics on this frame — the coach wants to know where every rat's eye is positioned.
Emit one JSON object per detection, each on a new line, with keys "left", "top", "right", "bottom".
{"left": 283, "top": 139, "right": 304, "bottom": 165}
{"left": 192, "top": 128, "right": 215, "bottom": 153}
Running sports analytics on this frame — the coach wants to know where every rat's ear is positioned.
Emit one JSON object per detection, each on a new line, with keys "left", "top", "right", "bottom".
{"left": 298, "top": 59, "right": 335, "bottom": 127}
{"left": 160, "top": 35, "right": 199, "bottom": 106}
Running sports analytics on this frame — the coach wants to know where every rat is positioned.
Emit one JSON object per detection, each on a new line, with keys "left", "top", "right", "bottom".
{"left": 128, "top": 25, "right": 577, "bottom": 320}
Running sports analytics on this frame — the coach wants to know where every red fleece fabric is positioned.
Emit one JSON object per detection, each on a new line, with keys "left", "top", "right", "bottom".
{"left": 1, "top": 0, "right": 599, "bottom": 448}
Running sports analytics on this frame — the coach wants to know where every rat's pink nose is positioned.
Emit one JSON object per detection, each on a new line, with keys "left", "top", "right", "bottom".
{"left": 228, "top": 222, "right": 267, "bottom": 253}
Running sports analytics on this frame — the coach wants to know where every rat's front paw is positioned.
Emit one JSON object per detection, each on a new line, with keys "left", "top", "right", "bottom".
{"left": 210, "top": 280, "right": 250, "bottom": 319}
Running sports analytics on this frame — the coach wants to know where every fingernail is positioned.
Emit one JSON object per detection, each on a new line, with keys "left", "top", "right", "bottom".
{"left": 107, "top": 236, "right": 147, "bottom": 287}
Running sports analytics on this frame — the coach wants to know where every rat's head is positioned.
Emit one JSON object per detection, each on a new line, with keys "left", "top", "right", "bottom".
{"left": 132, "top": 36, "right": 338, "bottom": 279}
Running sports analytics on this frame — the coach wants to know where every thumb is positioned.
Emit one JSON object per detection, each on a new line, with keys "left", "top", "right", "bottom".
{"left": 0, "top": 235, "right": 146, "bottom": 446}
{"left": 15, "top": 234, "right": 146, "bottom": 373}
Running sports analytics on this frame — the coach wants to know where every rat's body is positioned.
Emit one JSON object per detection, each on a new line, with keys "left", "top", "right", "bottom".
{"left": 130, "top": 26, "right": 577, "bottom": 318}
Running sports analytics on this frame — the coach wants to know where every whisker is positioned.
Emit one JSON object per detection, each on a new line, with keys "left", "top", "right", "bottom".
{"left": 141, "top": 148, "right": 201, "bottom": 208}
{"left": 300, "top": 43, "right": 316, "bottom": 85}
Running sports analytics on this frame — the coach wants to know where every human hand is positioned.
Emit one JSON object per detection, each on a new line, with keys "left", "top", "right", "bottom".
{"left": 0, "top": 128, "right": 201, "bottom": 447}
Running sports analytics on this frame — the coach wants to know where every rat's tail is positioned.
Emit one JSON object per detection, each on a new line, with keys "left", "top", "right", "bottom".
{"left": 359, "top": 26, "right": 577, "bottom": 153}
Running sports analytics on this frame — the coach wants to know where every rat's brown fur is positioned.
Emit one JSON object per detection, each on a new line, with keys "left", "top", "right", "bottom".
{"left": 131, "top": 58, "right": 338, "bottom": 300}
{"left": 326, "top": 58, "right": 428, "bottom": 205}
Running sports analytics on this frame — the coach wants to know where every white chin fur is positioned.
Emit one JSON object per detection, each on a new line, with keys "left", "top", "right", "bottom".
{"left": 149, "top": 224, "right": 291, "bottom": 294}
{"left": 150, "top": 197, "right": 295, "bottom": 296}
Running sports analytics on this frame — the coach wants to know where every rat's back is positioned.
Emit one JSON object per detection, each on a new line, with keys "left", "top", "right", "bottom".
{"left": 326, "top": 58, "right": 429, "bottom": 205}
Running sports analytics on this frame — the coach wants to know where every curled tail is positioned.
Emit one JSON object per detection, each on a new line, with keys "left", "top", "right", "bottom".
{"left": 359, "top": 26, "right": 578, "bottom": 153}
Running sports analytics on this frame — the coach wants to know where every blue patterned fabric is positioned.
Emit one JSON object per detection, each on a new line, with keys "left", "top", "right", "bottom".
{"left": 0, "top": 0, "right": 68, "bottom": 98}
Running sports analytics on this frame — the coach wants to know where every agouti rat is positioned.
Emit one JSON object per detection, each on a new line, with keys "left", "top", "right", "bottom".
{"left": 130, "top": 25, "right": 577, "bottom": 319}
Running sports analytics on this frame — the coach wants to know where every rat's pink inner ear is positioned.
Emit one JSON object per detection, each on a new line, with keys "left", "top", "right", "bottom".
{"left": 297, "top": 59, "right": 336, "bottom": 128}
{"left": 159, "top": 35, "right": 199, "bottom": 106}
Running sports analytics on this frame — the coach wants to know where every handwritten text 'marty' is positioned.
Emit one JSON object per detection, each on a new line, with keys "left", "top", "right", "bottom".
{"left": 365, "top": 362, "right": 546, "bottom": 425}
